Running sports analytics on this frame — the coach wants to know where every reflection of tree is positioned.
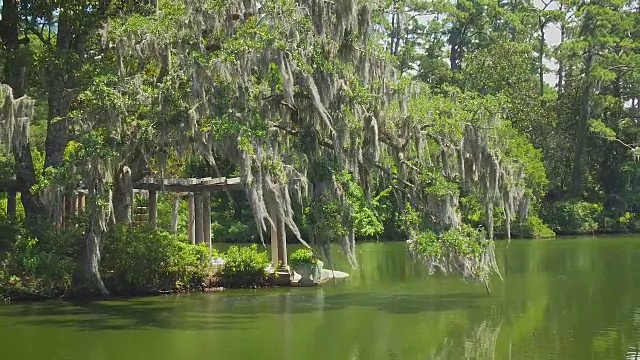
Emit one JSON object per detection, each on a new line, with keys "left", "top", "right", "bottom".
{"left": 626, "top": 308, "right": 640, "bottom": 359}
{"left": 432, "top": 319, "right": 502, "bottom": 360}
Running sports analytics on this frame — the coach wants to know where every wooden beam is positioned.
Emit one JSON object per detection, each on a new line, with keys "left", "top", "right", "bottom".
{"left": 187, "top": 193, "right": 195, "bottom": 244}
{"left": 134, "top": 177, "right": 242, "bottom": 192}
{"left": 148, "top": 189, "right": 158, "bottom": 229}
{"left": 194, "top": 193, "right": 204, "bottom": 244}
{"left": 203, "top": 193, "right": 211, "bottom": 249}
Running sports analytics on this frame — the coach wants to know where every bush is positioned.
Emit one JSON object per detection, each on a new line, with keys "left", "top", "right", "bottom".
{"left": 609, "top": 212, "right": 640, "bottom": 233}
{"left": 510, "top": 214, "right": 556, "bottom": 239}
{"left": 408, "top": 230, "right": 441, "bottom": 258}
{"left": 0, "top": 224, "right": 79, "bottom": 300}
{"left": 101, "top": 226, "right": 212, "bottom": 295}
{"left": 0, "top": 221, "right": 21, "bottom": 255}
{"left": 289, "top": 248, "right": 319, "bottom": 268}
{"left": 219, "top": 245, "right": 269, "bottom": 288}
{"left": 541, "top": 200, "right": 603, "bottom": 235}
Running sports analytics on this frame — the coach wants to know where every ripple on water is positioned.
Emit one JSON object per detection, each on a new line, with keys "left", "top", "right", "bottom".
{"left": 624, "top": 307, "right": 640, "bottom": 359}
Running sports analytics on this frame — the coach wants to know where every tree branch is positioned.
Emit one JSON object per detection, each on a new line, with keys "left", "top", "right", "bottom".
{"left": 270, "top": 122, "right": 335, "bottom": 149}
{"left": 26, "top": 24, "right": 53, "bottom": 47}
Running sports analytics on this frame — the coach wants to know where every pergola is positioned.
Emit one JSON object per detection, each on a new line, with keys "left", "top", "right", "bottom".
{"left": 0, "top": 176, "right": 291, "bottom": 277}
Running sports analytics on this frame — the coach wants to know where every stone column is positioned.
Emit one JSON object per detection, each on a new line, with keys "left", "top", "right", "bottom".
{"left": 194, "top": 192, "right": 204, "bottom": 244}
{"left": 203, "top": 193, "right": 211, "bottom": 249}
{"left": 78, "top": 191, "right": 86, "bottom": 213}
{"left": 71, "top": 192, "right": 78, "bottom": 217}
{"left": 148, "top": 189, "right": 158, "bottom": 229}
{"left": 6, "top": 190, "right": 16, "bottom": 219}
{"left": 64, "top": 194, "right": 74, "bottom": 227}
{"left": 270, "top": 209, "right": 279, "bottom": 269}
{"left": 277, "top": 214, "right": 288, "bottom": 270}
{"left": 187, "top": 193, "right": 195, "bottom": 244}
{"left": 170, "top": 197, "right": 180, "bottom": 234}
{"left": 269, "top": 205, "right": 291, "bottom": 284}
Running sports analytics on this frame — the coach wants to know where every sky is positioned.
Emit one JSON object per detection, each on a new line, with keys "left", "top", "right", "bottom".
{"left": 536, "top": 0, "right": 562, "bottom": 85}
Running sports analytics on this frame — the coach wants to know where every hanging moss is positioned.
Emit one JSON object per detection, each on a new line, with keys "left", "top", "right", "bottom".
{"left": 0, "top": 84, "right": 33, "bottom": 152}
{"left": 79, "top": 0, "right": 538, "bottom": 287}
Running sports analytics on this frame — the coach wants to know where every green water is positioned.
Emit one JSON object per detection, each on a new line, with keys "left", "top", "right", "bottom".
{"left": 2, "top": 236, "right": 640, "bottom": 359}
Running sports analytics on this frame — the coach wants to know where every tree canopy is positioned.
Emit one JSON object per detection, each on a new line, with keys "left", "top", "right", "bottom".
{"left": 1, "top": 0, "right": 639, "bottom": 295}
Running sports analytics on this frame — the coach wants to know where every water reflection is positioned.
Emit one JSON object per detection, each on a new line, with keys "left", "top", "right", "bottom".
{"left": 626, "top": 307, "right": 640, "bottom": 359}
{"left": 2, "top": 237, "right": 640, "bottom": 360}
{"left": 432, "top": 318, "right": 502, "bottom": 360}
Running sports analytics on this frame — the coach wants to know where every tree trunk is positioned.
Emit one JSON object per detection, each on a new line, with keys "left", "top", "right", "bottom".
{"left": 449, "top": 36, "right": 461, "bottom": 71}
{"left": 83, "top": 230, "right": 110, "bottom": 296}
{"left": 448, "top": 2, "right": 465, "bottom": 72}
{"left": 0, "top": 0, "right": 25, "bottom": 96}
{"left": 7, "top": 190, "right": 16, "bottom": 219}
{"left": 392, "top": 12, "right": 402, "bottom": 56}
{"left": 389, "top": 1, "right": 397, "bottom": 54}
{"left": 0, "top": 0, "right": 44, "bottom": 219}
{"left": 538, "top": 17, "right": 546, "bottom": 97}
{"left": 557, "top": 22, "right": 565, "bottom": 92}
{"left": 571, "top": 50, "right": 593, "bottom": 197}
{"left": 74, "top": 173, "right": 109, "bottom": 296}
{"left": 112, "top": 165, "right": 133, "bottom": 224}
{"left": 44, "top": 14, "right": 76, "bottom": 170}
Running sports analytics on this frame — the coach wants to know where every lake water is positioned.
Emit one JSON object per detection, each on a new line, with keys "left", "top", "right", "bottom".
{"left": 2, "top": 236, "right": 640, "bottom": 359}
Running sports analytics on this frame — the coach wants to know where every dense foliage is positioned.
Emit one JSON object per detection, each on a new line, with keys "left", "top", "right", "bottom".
{"left": 0, "top": 224, "right": 78, "bottom": 300}
{"left": 218, "top": 245, "right": 270, "bottom": 288}
{"left": 0, "top": 222, "right": 213, "bottom": 300}
{"left": 101, "top": 226, "right": 212, "bottom": 295}
{"left": 289, "top": 248, "right": 320, "bottom": 268}
{"left": 0, "top": 0, "right": 639, "bottom": 297}
{"left": 0, "top": 221, "right": 277, "bottom": 300}
{"left": 408, "top": 225, "right": 498, "bottom": 291}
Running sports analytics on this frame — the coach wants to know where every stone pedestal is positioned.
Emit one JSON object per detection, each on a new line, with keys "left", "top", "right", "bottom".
{"left": 268, "top": 204, "right": 291, "bottom": 285}
{"left": 274, "top": 267, "right": 292, "bottom": 286}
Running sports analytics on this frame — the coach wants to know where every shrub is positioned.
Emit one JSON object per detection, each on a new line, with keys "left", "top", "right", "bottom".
{"left": 541, "top": 200, "right": 603, "bottom": 235}
{"left": 510, "top": 214, "right": 556, "bottom": 239}
{"left": 219, "top": 245, "right": 269, "bottom": 288}
{"left": 612, "top": 212, "right": 640, "bottom": 232}
{"left": 101, "top": 226, "right": 212, "bottom": 295}
{"left": 408, "top": 230, "right": 441, "bottom": 258}
{"left": 0, "top": 221, "right": 21, "bottom": 255}
{"left": 289, "top": 248, "right": 319, "bottom": 268}
{"left": 0, "top": 224, "right": 79, "bottom": 300}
